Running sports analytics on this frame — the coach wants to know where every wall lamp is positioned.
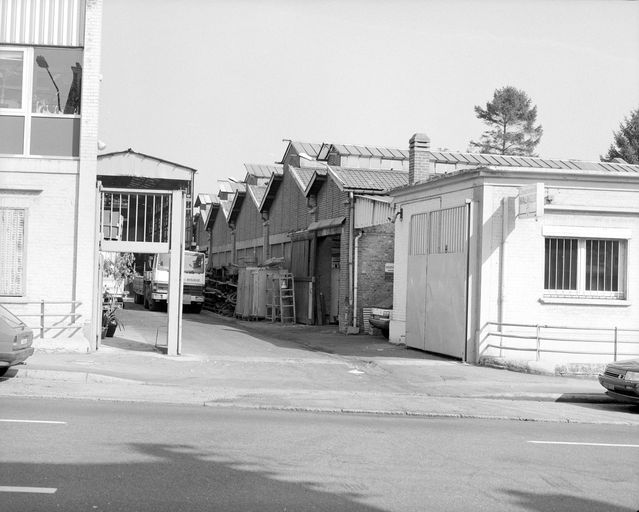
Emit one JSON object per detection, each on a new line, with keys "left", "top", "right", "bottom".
{"left": 389, "top": 208, "right": 403, "bottom": 223}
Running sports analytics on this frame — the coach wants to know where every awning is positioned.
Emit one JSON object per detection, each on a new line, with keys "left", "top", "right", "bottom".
{"left": 307, "top": 216, "right": 345, "bottom": 231}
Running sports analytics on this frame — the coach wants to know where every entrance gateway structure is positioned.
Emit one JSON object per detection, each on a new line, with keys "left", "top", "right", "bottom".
{"left": 97, "top": 150, "right": 196, "bottom": 356}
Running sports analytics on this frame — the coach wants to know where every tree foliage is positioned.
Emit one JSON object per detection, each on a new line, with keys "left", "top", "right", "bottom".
{"left": 470, "top": 86, "right": 543, "bottom": 156}
{"left": 602, "top": 107, "right": 639, "bottom": 164}
{"left": 103, "top": 252, "right": 136, "bottom": 286}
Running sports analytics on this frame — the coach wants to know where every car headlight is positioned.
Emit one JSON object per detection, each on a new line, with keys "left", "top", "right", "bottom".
{"left": 624, "top": 371, "right": 639, "bottom": 382}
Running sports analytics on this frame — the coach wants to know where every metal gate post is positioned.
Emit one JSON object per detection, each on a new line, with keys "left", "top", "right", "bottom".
{"left": 166, "top": 190, "right": 185, "bottom": 356}
{"left": 613, "top": 327, "right": 618, "bottom": 362}
{"left": 535, "top": 325, "right": 540, "bottom": 362}
{"left": 40, "top": 300, "right": 45, "bottom": 339}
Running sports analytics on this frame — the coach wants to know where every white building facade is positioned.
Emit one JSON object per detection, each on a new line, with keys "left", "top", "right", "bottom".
{"left": 391, "top": 134, "right": 639, "bottom": 367}
{"left": 0, "top": 0, "right": 103, "bottom": 347}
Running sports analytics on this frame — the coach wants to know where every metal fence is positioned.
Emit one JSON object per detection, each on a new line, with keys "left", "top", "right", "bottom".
{"left": 480, "top": 321, "right": 639, "bottom": 362}
{"left": 2, "top": 301, "right": 83, "bottom": 339}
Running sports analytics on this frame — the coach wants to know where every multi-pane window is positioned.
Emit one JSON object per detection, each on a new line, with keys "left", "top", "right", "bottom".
{"left": 0, "top": 46, "right": 82, "bottom": 157}
{"left": 544, "top": 237, "right": 625, "bottom": 299}
{"left": 0, "top": 208, "right": 26, "bottom": 296}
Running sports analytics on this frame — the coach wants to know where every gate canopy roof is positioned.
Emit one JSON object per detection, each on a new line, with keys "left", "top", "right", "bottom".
{"left": 97, "top": 149, "right": 196, "bottom": 190}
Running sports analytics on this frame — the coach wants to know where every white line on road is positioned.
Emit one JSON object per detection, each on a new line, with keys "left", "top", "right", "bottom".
{"left": 0, "top": 419, "right": 66, "bottom": 425}
{"left": 0, "top": 486, "right": 57, "bottom": 494}
{"left": 529, "top": 441, "right": 639, "bottom": 448}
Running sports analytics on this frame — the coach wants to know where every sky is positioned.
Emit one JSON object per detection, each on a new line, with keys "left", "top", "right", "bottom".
{"left": 98, "top": 0, "right": 639, "bottom": 196}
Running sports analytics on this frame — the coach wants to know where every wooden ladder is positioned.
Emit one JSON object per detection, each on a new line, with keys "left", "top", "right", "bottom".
{"left": 277, "top": 273, "right": 296, "bottom": 323}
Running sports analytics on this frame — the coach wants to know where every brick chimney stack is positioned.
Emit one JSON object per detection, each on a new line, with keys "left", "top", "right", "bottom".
{"left": 408, "top": 133, "right": 431, "bottom": 185}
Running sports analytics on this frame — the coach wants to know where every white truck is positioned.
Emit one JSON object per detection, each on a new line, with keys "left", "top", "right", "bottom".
{"left": 132, "top": 251, "right": 206, "bottom": 313}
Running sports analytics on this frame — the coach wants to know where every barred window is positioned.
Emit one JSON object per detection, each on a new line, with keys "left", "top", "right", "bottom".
{"left": 544, "top": 237, "right": 625, "bottom": 299}
{"left": 0, "top": 208, "right": 26, "bottom": 296}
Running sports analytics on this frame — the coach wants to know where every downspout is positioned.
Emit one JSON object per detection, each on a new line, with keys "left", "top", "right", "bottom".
{"left": 352, "top": 230, "right": 364, "bottom": 330}
{"left": 261, "top": 211, "right": 270, "bottom": 262}
{"left": 230, "top": 223, "right": 237, "bottom": 265}
{"left": 463, "top": 199, "right": 472, "bottom": 363}
{"left": 498, "top": 197, "right": 507, "bottom": 332}
{"left": 307, "top": 195, "right": 318, "bottom": 325}
{"left": 347, "top": 192, "right": 355, "bottom": 332}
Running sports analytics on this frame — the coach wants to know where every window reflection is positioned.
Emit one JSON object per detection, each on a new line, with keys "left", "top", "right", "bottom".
{"left": 32, "top": 47, "right": 82, "bottom": 115}
{"left": 0, "top": 50, "right": 24, "bottom": 109}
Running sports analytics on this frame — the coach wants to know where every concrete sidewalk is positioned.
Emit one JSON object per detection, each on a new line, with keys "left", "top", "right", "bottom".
{"left": 1, "top": 310, "right": 637, "bottom": 425}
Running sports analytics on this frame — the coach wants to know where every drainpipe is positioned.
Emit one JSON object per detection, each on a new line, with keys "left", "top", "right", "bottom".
{"left": 352, "top": 230, "right": 364, "bottom": 331}
{"left": 498, "top": 197, "right": 507, "bottom": 331}
{"left": 230, "top": 223, "right": 237, "bottom": 265}
{"left": 261, "top": 211, "right": 270, "bottom": 262}
{"left": 347, "top": 192, "right": 356, "bottom": 332}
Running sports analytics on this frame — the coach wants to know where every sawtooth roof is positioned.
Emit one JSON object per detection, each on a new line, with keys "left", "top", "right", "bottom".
{"left": 318, "top": 143, "right": 408, "bottom": 161}
{"left": 329, "top": 167, "right": 408, "bottom": 193}
{"left": 244, "top": 163, "right": 283, "bottom": 179}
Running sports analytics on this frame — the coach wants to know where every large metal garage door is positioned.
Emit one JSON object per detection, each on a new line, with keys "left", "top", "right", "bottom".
{"left": 406, "top": 205, "right": 469, "bottom": 359}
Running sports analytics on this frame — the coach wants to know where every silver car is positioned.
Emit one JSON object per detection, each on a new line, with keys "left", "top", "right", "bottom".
{"left": 598, "top": 359, "right": 639, "bottom": 404}
{"left": 0, "top": 305, "right": 34, "bottom": 377}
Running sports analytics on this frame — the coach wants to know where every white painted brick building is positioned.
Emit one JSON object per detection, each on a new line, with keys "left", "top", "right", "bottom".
{"left": 391, "top": 133, "right": 639, "bottom": 365}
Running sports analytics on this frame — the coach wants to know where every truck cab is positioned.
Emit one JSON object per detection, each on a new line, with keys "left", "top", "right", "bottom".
{"left": 132, "top": 252, "right": 205, "bottom": 313}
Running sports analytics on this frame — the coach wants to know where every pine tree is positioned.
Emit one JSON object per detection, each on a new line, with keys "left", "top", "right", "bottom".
{"left": 602, "top": 107, "right": 639, "bottom": 164}
{"left": 470, "top": 86, "right": 543, "bottom": 156}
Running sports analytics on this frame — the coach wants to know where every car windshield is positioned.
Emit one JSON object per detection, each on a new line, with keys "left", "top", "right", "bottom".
{"left": 0, "top": 305, "right": 25, "bottom": 329}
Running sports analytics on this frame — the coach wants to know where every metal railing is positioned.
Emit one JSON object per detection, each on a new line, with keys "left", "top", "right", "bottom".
{"left": 480, "top": 321, "right": 639, "bottom": 362}
{"left": 1, "top": 301, "right": 83, "bottom": 339}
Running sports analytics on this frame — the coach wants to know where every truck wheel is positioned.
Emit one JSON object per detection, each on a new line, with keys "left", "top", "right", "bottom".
{"left": 191, "top": 304, "right": 202, "bottom": 314}
{"left": 149, "top": 297, "right": 159, "bottom": 311}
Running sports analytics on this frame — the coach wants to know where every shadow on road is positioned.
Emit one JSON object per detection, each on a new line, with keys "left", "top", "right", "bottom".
{"left": 2, "top": 442, "right": 388, "bottom": 512}
{"left": 101, "top": 336, "right": 158, "bottom": 353}
{"left": 502, "top": 488, "right": 632, "bottom": 512}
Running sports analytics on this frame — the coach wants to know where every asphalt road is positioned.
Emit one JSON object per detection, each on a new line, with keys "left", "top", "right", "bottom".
{"left": 1, "top": 397, "right": 637, "bottom": 512}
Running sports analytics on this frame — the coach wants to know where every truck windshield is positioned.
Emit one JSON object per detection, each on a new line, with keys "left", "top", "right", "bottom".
{"left": 184, "top": 253, "right": 205, "bottom": 273}
{"left": 156, "top": 253, "right": 170, "bottom": 270}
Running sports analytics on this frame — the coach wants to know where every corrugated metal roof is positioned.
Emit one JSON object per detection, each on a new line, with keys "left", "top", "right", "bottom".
{"left": 247, "top": 184, "right": 267, "bottom": 208}
{"left": 289, "top": 165, "right": 327, "bottom": 192}
{"left": 244, "top": 163, "right": 283, "bottom": 178}
{"left": 290, "top": 141, "right": 322, "bottom": 158}
{"left": 322, "top": 143, "right": 408, "bottom": 160}
{"left": 355, "top": 194, "right": 393, "bottom": 203}
{"left": 427, "top": 151, "right": 639, "bottom": 174}
{"left": 217, "top": 180, "right": 234, "bottom": 194}
{"left": 330, "top": 167, "right": 409, "bottom": 192}
{"left": 229, "top": 181, "right": 246, "bottom": 193}
{"left": 194, "top": 193, "right": 216, "bottom": 207}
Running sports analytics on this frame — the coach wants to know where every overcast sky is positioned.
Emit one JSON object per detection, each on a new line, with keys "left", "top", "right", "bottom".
{"left": 98, "top": 0, "right": 639, "bottom": 195}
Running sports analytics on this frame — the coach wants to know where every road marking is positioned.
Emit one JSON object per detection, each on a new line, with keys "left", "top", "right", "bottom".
{"left": 0, "top": 486, "right": 57, "bottom": 494}
{"left": 529, "top": 441, "right": 639, "bottom": 448}
{"left": 0, "top": 419, "right": 66, "bottom": 425}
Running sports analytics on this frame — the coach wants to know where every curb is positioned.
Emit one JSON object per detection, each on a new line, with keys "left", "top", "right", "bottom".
{"left": 479, "top": 356, "right": 605, "bottom": 378}
{"left": 7, "top": 368, "right": 615, "bottom": 405}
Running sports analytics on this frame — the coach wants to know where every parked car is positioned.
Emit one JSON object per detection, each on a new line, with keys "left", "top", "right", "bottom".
{"left": 0, "top": 304, "right": 34, "bottom": 377}
{"left": 598, "top": 359, "right": 639, "bottom": 404}
{"left": 369, "top": 299, "right": 392, "bottom": 338}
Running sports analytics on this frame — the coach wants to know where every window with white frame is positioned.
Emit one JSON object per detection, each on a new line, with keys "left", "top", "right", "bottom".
{"left": 0, "top": 46, "right": 82, "bottom": 157}
{"left": 0, "top": 208, "right": 26, "bottom": 296}
{"left": 544, "top": 237, "right": 626, "bottom": 299}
